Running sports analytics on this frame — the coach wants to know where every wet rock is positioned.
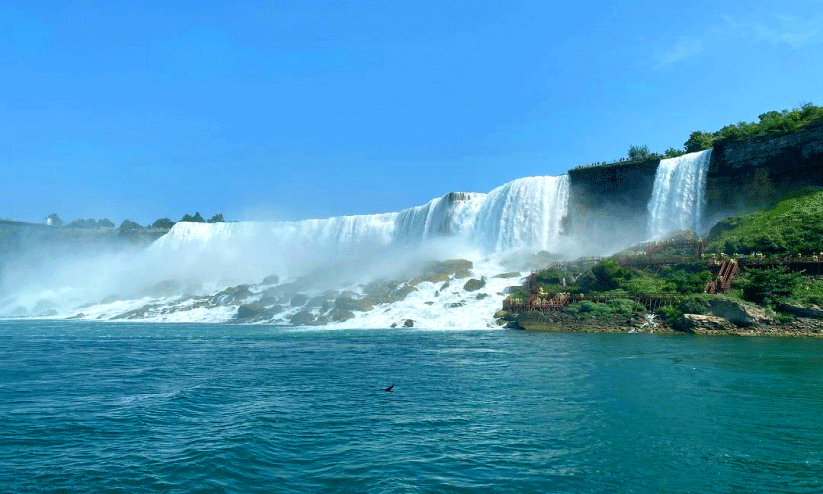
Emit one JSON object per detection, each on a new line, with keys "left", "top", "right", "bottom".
{"left": 100, "top": 295, "right": 124, "bottom": 304}
{"left": 390, "top": 322, "right": 398, "bottom": 328}
{"left": 403, "top": 319, "right": 414, "bottom": 328}
{"left": 448, "top": 301, "right": 465, "bottom": 308}
{"left": 67, "top": 313, "right": 85, "bottom": 319}
{"left": 503, "top": 286, "right": 523, "bottom": 294}
{"left": 211, "top": 284, "right": 253, "bottom": 306}
{"left": 289, "top": 311, "right": 316, "bottom": 325}
{"left": 439, "top": 281, "right": 450, "bottom": 291}
{"left": 235, "top": 302, "right": 276, "bottom": 321}
{"left": 112, "top": 304, "right": 160, "bottom": 320}
{"left": 476, "top": 293, "right": 489, "bottom": 300}
{"left": 261, "top": 274, "right": 280, "bottom": 285}
{"left": 290, "top": 294, "right": 309, "bottom": 307}
{"left": 11, "top": 306, "right": 27, "bottom": 316}
{"left": 334, "top": 296, "right": 374, "bottom": 312}
{"left": 329, "top": 308, "right": 355, "bottom": 322}
{"left": 493, "top": 272, "right": 522, "bottom": 279}
{"left": 463, "top": 278, "right": 486, "bottom": 292}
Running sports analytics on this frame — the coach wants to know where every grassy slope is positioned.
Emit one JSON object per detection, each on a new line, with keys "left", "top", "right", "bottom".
{"left": 707, "top": 188, "right": 823, "bottom": 255}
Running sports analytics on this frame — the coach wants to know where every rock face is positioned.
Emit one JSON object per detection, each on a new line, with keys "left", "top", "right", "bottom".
{"left": 704, "top": 299, "right": 772, "bottom": 326}
{"left": 706, "top": 120, "right": 823, "bottom": 222}
{"left": 683, "top": 314, "right": 735, "bottom": 332}
{"left": 403, "top": 319, "right": 414, "bottom": 328}
{"left": 567, "top": 158, "right": 660, "bottom": 246}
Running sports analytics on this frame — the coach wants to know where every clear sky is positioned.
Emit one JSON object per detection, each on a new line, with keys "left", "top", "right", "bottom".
{"left": 2, "top": 1, "right": 822, "bottom": 225}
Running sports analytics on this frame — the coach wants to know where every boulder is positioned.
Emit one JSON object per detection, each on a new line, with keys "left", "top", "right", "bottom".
{"left": 289, "top": 311, "right": 316, "bottom": 325}
{"left": 329, "top": 308, "right": 355, "bottom": 322}
{"left": 705, "top": 299, "right": 772, "bottom": 326}
{"left": 290, "top": 293, "right": 309, "bottom": 307}
{"left": 403, "top": 319, "right": 414, "bottom": 328}
{"left": 448, "top": 301, "right": 465, "bottom": 308}
{"left": 683, "top": 314, "right": 735, "bottom": 331}
{"left": 463, "top": 278, "right": 486, "bottom": 292}
{"left": 476, "top": 293, "right": 489, "bottom": 300}
{"left": 235, "top": 303, "right": 273, "bottom": 321}
{"left": 211, "top": 284, "right": 253, "bottom": 306}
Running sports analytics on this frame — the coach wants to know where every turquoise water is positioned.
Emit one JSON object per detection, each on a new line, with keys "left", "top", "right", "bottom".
{"left": 1, "top": 321, "right": 821, "bottom": 493}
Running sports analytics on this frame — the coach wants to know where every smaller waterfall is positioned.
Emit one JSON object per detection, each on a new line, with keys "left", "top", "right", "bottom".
{"left": 647, "top": 149, "right": 712, "bottom": 239}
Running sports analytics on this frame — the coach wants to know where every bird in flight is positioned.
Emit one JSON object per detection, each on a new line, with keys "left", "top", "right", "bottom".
{"left": 381, "top": 384, "right": 394, "bottom": 392}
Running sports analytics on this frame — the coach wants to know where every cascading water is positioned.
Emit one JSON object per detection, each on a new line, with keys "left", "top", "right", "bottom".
{"left": 2, "top": 176, "right": 571, "bottom": 327}
{"left": 646, "top": 149, "right": 712, "bottom": 239}
{"left": 472, "top": 175, "right": 570, "bottom": 252}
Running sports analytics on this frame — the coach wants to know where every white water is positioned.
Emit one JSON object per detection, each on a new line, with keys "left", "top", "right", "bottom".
{"left": 646, "top": 149, "right": 712, "bottom": 239}
{"left": 2, "top": 176, "right": 571, "bottom": 327}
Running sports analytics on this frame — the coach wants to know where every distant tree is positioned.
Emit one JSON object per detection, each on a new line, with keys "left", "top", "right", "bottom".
{"left": 119, "top": 219, "right": 143, "bottom": 231}
{"left": 627, "top": 145, "right": 651, "bottom": 161}
{"left": 98, "top": 218, "right": 115, "bottom": 228}
{"left": 207, "top": 213, "right": 225, "bottom": 223}
{"left": 684, "top": 131, "right": 715, "bottom": 153}
{"left": 192, "top": 212, "right": 205, "bottom": 223}
{"left": 69, "top": 218, "right": 96, "bottom": 229}
{"left": 45, "top": 213, "right": 63, "bottom": 226}
{"left": 664, "top": 147, "right": 685, "bottom": 158}
{"left": 152, "top": 217, "right": 175, "bottom": 229}
{"left": 180, "top": 214, "right": 194, "bottom": 222}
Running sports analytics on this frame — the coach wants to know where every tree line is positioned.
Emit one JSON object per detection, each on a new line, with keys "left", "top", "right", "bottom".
{"left": 44, "top": 212, "right": 226, "bottom": 231}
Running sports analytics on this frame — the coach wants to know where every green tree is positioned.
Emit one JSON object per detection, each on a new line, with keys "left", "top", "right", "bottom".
{"left": 207, "top": 213, "right": 225, "bottom": 223}
{"left": 684, "top": 131, "right": 714, "bottom": 152}
{"left": 98, "top": 218, "right": 115, "bottom": 228}
{"left": 119, "top": 220, "right": 142, "bottom": 231}
{"left": 628, "top": 145, "right": 651, "bottom": 161}
{"left": 180, "top": 214, "right": 194, "bottom": 222}
{"left": 664, "top": 147, "right": 684, "bottom": 158}
{"left": 741, "top": 268, "right": 801, "bottom": 306}
{"left": 152, "top": 217, "right": 175, "bottom": 229}
{"left": 192, "top": 212, "right": 205, "bottom": 223}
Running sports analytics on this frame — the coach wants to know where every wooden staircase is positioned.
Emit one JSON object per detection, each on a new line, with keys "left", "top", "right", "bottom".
{"left": 704, "top": 259, "right": 738, "bottom": 294}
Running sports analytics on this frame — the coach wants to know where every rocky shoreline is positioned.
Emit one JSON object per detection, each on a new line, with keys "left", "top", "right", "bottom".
{"left": 495, "top": 303, "right": 823, "bottom": 337}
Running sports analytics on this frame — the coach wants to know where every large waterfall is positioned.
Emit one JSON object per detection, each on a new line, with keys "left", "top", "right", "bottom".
{"left": 154, "top": 175, "right": 569, "bottom": 258}
{"left": 2, "top": 175, "right": 572, "bottom": 327}
{"left": 646, "top": 149, "right": 712, "bottom": 239}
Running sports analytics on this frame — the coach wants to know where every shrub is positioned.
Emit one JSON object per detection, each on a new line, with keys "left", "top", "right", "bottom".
{"left": 742, "top": 268, "right": 801, "bottom": 306}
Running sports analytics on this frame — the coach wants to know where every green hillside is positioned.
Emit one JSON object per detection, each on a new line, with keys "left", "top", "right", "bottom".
{"left": 707, "top": 188, "right": 823, "bottom": 256}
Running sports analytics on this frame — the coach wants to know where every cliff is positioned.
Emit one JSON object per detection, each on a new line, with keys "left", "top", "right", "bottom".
{"left": 565, "top": 120, "right": 823, "bottom": 246}
{"left": 705, "top": 119, "right": 823, "bottom": 222}
{"left": 567, "top": 158, "right": 660, "bottom": 250}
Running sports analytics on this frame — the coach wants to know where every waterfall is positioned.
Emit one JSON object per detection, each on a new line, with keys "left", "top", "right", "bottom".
{"left": 156, "top": 177, "right": 570, "bottom": 256}
{"left": 646, "top": 149, "right": 712, "bottom": 239}
{"left": 472, "top": 175, "right": 570, "bottom": 252}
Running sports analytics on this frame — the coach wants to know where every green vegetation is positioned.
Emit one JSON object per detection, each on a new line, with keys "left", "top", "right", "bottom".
{"left": 707, "top": 189, "right": 823, "bottom": 255}
{"left": 627, "top": 145, "right": 652, "bottom": 161}
{"left": 152, "top": 217, "right": 176, "bottom": 229}
{"left": 565, "top": 299, "right": 645, "bottom": 318}
{"left": 67, "top": 218, "right": 114, "bottom": 229}
{"left": 684, "top": 103, "right": 823, "bottom": 152}
{"left": 738, "top": 268, "right": 802, "bottom": 307}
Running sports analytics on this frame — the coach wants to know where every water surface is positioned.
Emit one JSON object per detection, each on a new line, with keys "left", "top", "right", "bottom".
{"left": 1, "top": 321, "right": 821, "bottom": 493}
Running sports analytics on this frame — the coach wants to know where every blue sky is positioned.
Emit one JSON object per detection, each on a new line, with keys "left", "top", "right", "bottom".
{"left": 2, "top": 1, "right": 822, "bottom": 225}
